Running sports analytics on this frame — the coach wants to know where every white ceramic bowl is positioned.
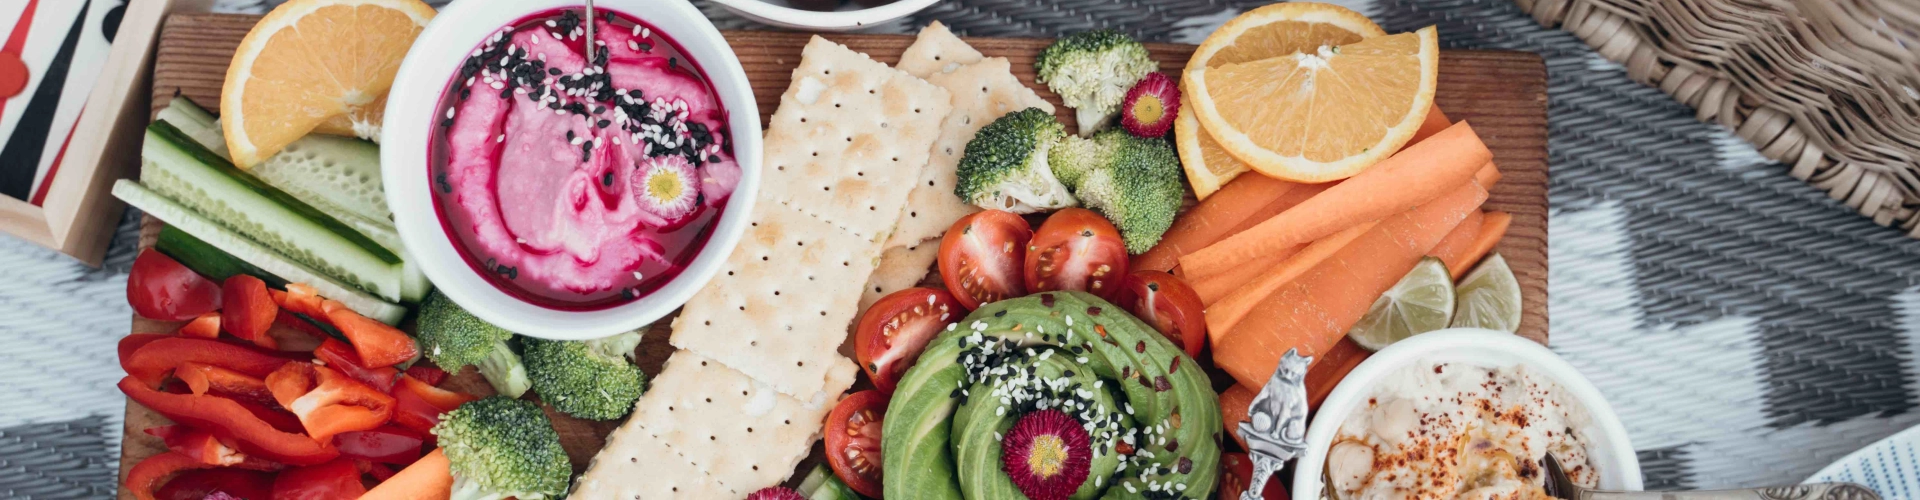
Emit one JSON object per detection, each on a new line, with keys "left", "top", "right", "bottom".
{"left": 382, "top": 0, "right": 761, "bottom": 340}
{"left": 1291, "top": 329, "right": 1644, "bottom": 499}
{"left": 708, "top": 0, "right": 938, "bottom": 31}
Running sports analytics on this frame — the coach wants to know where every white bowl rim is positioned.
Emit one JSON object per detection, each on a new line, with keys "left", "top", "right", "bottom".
{"left": 707, "top": 0, "right": 938, "bottom": 30}
{"left": 1291, "top": 329, "right": 1645, "bottom": 499}
{"left": 381, "top": 0, "right": 761, "bottom": 340}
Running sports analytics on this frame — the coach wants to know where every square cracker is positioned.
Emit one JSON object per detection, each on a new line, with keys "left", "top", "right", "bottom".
{"left": 620, "top": 352, "right": 857, "bottom": 493}
{"left": 572, "top": 422, "right": 737, "bottom": 499}
{"left": 881, "top": 57, "right": 1057, "bottom": 249}
{"left": 760, "top": 36, "right": 952, "bottom": 242}
{"left": 670, "top": 201, "right": 878, "bottom": 398}
{"left": 859, "top": 241, "right": 939, "bottom": 314}
{"left": 896, "top": 21, "right": 984, "bottom": 79}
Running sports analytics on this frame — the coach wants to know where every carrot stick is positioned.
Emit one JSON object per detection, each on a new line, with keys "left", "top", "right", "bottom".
{"left": 1304, "top": 337, "right": 1372, "bottom": 408}
{"left": 1191, "top": 241, "right": 1304, "bottom": 304}
{"left": 1179, "top": 122, "right": 1494, "bottom": 281}
{"left": 1454, "top": 211, "right": 1512, "bottom": 279}
{"left": 1412, "top": 105, "right": 1451, "bottom": 144}
{"left": 362, "top": 449, "right": 452, "bottom": 500}
{"left": 1210, "top": 181, "right": 1489, "bottom": 389}
{"left": 1133, "top": 175, "right": 1298, "bottom": 272}
{"left": 1475, "top": 161, "right": 1501, "bottom": 190}
{"left": 1202, "top": 219, "right": 1379, "bottom": 328}
{"left": 1219, "top": 384, "right": 1255, "bottom": 451}
{"left": 1427, "top": 210, "right": 1486, "bottom": 278}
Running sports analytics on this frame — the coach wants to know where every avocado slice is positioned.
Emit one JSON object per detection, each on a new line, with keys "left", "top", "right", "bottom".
{"left": 881, "top": 291, "right": 1222, "bottom": 500}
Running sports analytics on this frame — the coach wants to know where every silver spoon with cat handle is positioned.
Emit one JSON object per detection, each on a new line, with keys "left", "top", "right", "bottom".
{"left": 1239, "top": 349, "right": 1313, "bottom": 500}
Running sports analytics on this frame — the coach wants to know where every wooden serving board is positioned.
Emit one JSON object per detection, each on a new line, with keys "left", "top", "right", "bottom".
{"left": 121, "top": 13, "right": 1547, "bottom": 499}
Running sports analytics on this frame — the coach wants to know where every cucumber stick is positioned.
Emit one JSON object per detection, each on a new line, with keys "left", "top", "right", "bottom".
{"left": 116, "top": 180, "right": 406, "bottom": 324}
{"left": 156, "top": 98, "right": 427, "bottom": 303}
{"left": 139, "top": 121, "right": 406, "bottom": 302}
{"left": 157, "top": 225, "right": 288, "bottom": 290}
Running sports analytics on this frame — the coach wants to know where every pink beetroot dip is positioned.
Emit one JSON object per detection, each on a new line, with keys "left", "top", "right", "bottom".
{"left": 429, "top": 8, "right": 738, "bottom": 310}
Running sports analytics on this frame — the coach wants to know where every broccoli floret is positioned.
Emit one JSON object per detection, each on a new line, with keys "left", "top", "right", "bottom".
{"left": 1035, "top": 30, "right": 1158, "bottom": 136}
{"left": 521, "top": 331, "right": 646, "bottom": 421}
{"left": 954, "top": 108, "right": 1077, "bottom": 214}
{"left": 416, "top": 292, "right": 531, "bottom": 398}
{"left": 1050, "top": 130, "right": 1185, "bottom": 253}
{"left": 432, "top": 396, "right": 571, "bottom": 500}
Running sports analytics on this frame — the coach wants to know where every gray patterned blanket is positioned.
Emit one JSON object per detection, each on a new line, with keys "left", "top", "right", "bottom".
{"left": 5, "top": 0, "right": 1918, "bottom": 496}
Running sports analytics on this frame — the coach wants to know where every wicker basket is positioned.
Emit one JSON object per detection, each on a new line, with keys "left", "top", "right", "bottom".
{"left": 1515, "top": 0, "right": 1920, "bottom": 236}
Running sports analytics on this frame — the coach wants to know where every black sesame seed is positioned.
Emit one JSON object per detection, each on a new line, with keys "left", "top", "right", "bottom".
{"left": 597, "top": 119, "right": 611, "bottom": 128}
{"left": 1063, "top": 370, "right": 1074, "bottom": 377}
{"left": 549, "top": 67, "right": 562, "bottom": 75}
{"left": 668, "top": 57, "right": 677, "bottom": 69}
{"left": 602, "top": 171, "right": 613, "bottom": 186}
{"left": 1070, "top": 346, "right": 1083, "bottom": 354}
{"left": 994, "top": 311, "right": 1007, "bottom": 318}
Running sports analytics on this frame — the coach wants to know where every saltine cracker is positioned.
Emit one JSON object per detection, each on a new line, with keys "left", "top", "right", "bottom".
{"left": 759, "top": 36, "right": 952, "bottom": 242}
{"left": 669, "top": 202, "right": 877, "bottom": 399}
{"left": 858, "top": 242, "right": 940, "bottom": 315}
{"left": 896, "top": 21, "right": 984, "bottom": 79}
{"left": 612, "top": 352, "right": 856, "bottom": 493}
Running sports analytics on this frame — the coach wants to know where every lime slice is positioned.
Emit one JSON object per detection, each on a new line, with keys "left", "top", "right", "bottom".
{"left": 1450, "top": 253, "right": 1522, "bottom": 332}
{"left": 1349, "top": 256, "right": 1455, "bottom": 351}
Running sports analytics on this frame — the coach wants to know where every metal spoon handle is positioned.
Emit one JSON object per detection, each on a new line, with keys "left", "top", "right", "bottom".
{"left": 583, "top": 0, "right": 596, "bottom": 53}
{"left": 1575, "top": 483, "right": 1878, "bottom": 500}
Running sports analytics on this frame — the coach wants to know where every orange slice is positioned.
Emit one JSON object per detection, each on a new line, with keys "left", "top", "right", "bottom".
{"left": 1173, "top": 96, "right": 1248, "bottom": 200}
{"left": 1186, "top": 2, "right": 1384, "bottom": 71}
{"left": 1177, "top": 2, "right": 1384, "bottom": 197}
{"left": 222, "top": 0, "right": 434, "bottom": 168}
{"left": 1184, "top": 26, "right": 1438, "bottom": 183}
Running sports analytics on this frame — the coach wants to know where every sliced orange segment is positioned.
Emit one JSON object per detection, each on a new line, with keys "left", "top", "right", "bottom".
{"left": 1187, "top": 2, "right": 1384, "bottom": 71}
{"left": 223, "top": 0, "right": 434, "bottom": 168}
{"left": 1173, "top": 96, "right": 1249, "bottom": 200}
{"left": 1184, "top": 26, "right": 1438, "bottom": 183}
{"left": 1177, "top": 2, "right": 1384, "bottom": 197}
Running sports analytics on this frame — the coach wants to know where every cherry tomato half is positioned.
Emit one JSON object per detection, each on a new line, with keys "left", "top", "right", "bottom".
{"left": 824, "top": 390, "right": 887, "bottom": 498}
{"left": 1220, "top": 452, "right": 1290, "bottom": 500}
{"left": 937, "top": 210, "right": 1032, "bottom": 310}
{"left": 1117, "top": 271, "right": 1208, "bottom": 359}
{"left": 856, "top": 287, "right": 965, "bottom": 394}
{"left": 128, "top": 249, "right": 222, "bottom": 321}
{"left": 1025, "top": 208, "right": 1130, "bottom": 302}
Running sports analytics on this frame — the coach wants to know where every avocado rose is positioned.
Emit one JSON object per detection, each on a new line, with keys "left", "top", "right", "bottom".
{"left": 882, "top": 291, "right": 1221, "bottom": 499}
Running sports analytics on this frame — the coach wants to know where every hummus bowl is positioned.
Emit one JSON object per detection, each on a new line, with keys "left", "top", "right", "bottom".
{"left": 383, "top": 0, "right": 760, "bottom": 339}
{"left": 1292, "top": 329, "right": 1643, "bottom": 500}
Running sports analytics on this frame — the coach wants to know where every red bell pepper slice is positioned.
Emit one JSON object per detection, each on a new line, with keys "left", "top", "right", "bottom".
{"left": 129, "top": 249, "right": 223, "bottom": 322}
{"left": 334, "top": 424, "right": 426, "bottom": 465}
{"left": 234, "top": 399, "right": 304, "bottom": 434}
{"left": 152, "top": 467, "right": 275, "bottom": 500}
{"left": 270, "top": 282, "right": 327, "bottom": 318}
{"left": 314, "top": 339, "right": 398, "bottom": 392}
{"left": 403, "top": 364, "right": 448, "bottom": 387}
{"left": 389, "top": 375, "right": 478, "bottom": 434}
{"left": 143, "top": 425, "right": 285, "bottom": 471}
{"left": 125, "top": 452, "right": 217, "bottom": 500}
{"left": 265, "top": 362, "right": 397, "bottom": 443}
{"left": 119, "top": 333, "right": 171, "bottom": 375}
{"left": 176, "top": 362, "right": 277, "bottom": 406}
{"left": 319, "top": 300, "right": 417, "bottom": 367}
{"left": 119, "top": 376, "right": 339, "bottom": 466}
{"left": 176, "top": 312, "right": 222, "bottom": 339}
{"left": 222, "top": 275, "right": 280, "bottom": 349}
{"left": 271, "top": 457, "right": 367, "bottom": 500}
{"left": 124, "top": 337, "right": 301, "bottom": 388}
